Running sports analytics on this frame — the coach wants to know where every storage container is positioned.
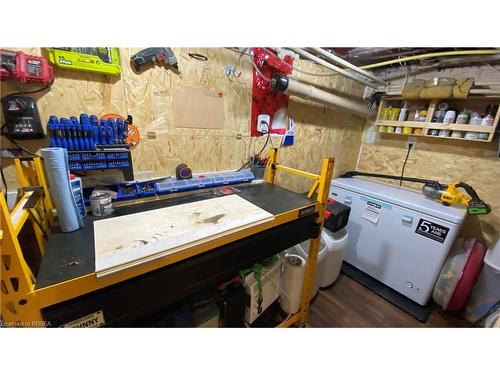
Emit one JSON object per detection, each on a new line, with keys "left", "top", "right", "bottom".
{"left": 433, "top": 238, "right": 469, "bottom": 309}
{"left": 433, "top": 238, "right": 486, "bottom": 311}
{"left": 320, "top": 228, "right": 348, "bottom": 288}
{"left": 446, "top": 239, "right": 486, "bottom": 311}
{"left": 464, "top": 239, "right": 500, "bottom": 323}
{"left": 286, "top": 230, "right": 331, "bottom": 298}
{"left": 242, "top": 257, "right": 282, "bottom": 324}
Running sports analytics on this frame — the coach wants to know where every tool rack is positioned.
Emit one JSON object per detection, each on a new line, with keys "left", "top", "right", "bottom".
{"left": 67, "top": 147, "right": 134, "bottom": 181}
{"left": 1, "top": 150, "right": 334, "bottom": 327}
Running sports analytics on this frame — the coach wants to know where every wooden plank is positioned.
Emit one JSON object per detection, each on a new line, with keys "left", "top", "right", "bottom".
{"left": 375, "top": 120, "right": 427, "bottom": 128}
{"left": 171, "top": 86, "right": 225, "bottom": 129}
{"left": 94, "top": 195, "right": 274, "bottom": 277}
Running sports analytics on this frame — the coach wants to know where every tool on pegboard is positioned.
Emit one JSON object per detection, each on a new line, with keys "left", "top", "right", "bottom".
{"left": 47, "top": 48, "right": 121, "bottom": 76}
{"left": 1, "top": 49, "right": 54, "bottom": 85}
{"left": 100, "top": 114, "right": 140, "bottom": 150}
{"left": 130, "top": 48, "right": 178, "bottom": 72}
{"left": 250, "top": 48, "right": 293, "bottom": 137}
{"left": 1, "top": 94, "right": 44, "bottom": 139}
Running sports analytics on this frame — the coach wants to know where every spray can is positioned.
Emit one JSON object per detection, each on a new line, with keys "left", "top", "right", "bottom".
{"left": 70, "top": 174, "right": 86, "bottom": 218}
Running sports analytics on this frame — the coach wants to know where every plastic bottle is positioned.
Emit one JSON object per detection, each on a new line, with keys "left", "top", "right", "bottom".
{"left": 398, "top": 102, "right": 409, "bottom": 122}
{"left": 456, "top": 109, "right": 470, "bottom": 124}
{"left": 443, "top": 110, "right": 456, "bottom": 124}
{"left": 469, "top": 112, "right": 482, "bottom": 125}
{"left": 481, "top": 114, "right": 494, "bottom": 126}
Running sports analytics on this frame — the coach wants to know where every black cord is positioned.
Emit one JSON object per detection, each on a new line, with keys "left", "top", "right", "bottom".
{"left": 1, "top": 63, "right": 53, "bottom": 95}
{"left": 9, "top": 84, "right": 52, "bottom": 95}
{"left": 188, "top": 53, "right": 208, "bottom": 61}
{"left": 400, "top": 143, "right": 413, "bottom": 186}
{"left": 1, "top": 125, "right": 40, "bottom": 158}
{"left": 236, "top": 130, "right": 271, "bottom": 172}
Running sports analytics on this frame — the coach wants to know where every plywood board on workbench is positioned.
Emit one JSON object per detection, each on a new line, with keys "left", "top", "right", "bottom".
{"left": 171, "top": 86, "right": 225, "bottom": 129}
{"left": 94, "top": 194, "right": 273, "bottom": 277}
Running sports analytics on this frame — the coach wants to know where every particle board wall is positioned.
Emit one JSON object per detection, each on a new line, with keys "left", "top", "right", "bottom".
{"left": 1, "top": 48, "right": 366, "bottom": 195}
{"left": 357, "top": 136, "right": 499, "bottom": 245}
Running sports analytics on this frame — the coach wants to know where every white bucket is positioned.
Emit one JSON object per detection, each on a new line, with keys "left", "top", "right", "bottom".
{"left": 286, "top": 231, "right": 328, "bottom": 299}
{"left": 320, "top": 228, "right": 348, "bottom": 288}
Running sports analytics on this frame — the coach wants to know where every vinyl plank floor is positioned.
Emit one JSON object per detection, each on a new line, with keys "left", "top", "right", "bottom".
{"left": 307, "top": 273, "right": 469, "bottom": 328}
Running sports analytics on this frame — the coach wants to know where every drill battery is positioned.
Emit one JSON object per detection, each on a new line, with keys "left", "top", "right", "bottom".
{"left": 0, "top": 49, "right": 54, "bottom": 85}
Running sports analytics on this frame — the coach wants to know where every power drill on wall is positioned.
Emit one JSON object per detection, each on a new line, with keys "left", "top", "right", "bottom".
{"left": 130, "top": 48, "right": 178, "bottom": 72}
{"left": 341, "top": 171, "right": 491, "bottom": 215}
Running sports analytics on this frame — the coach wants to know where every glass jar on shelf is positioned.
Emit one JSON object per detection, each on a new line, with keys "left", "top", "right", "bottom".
{"left": 469, "top": 112, "right": 482, "bottom": 125}
{"left": 456, "top": 108, "right": 470, "bottom": 124}
{"left": 443, "top": 109, "right": 456, "bottom": 124}
{"left": 451, "top": 130, "right": 464, "bottom": 138}
{"left": 432, "top": 102, "right": 449, "bottom": 123}
{"left": 428, "top": 129, "right": 439, "bottom": 136}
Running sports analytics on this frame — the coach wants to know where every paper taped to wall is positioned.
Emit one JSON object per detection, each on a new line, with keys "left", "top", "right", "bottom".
{"left": 172, "top": 86, "right": 225, "bottom": 129}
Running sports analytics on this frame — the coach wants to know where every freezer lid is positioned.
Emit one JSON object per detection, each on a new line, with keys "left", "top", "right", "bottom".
{"left": 331, "top": 177, "right": 467, "bottom": 224}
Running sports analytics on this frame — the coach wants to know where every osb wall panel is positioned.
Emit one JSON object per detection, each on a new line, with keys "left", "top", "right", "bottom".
{"left": 357, "top": 136, "right": 499, "bottom": 245}
{"left": 1, "top": 48, "right": 366, "bottom": 195}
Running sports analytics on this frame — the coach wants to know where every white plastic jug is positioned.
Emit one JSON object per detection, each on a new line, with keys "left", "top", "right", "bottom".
{"left": 320, "top": 228, "right": 348, "bottom": 288}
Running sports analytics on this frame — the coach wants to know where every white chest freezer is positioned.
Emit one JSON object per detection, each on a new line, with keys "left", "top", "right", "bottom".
{"left": 330, "top": 177, "right": 467, "bottom": 305}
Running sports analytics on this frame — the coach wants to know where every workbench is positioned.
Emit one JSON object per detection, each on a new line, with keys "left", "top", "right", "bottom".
{"left": 1, "top": 151, "right": 334, "bottom": 327}
{"left": 35, "top": 183, "right": 318, "bottom": 326}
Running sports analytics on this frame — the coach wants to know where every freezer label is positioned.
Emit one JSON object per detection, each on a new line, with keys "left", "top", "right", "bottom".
{"left": 415, "top": 219, "right": 449, "bottom": 243}
{"left": 362, "top": 201, "right": 381, "bottom": 224}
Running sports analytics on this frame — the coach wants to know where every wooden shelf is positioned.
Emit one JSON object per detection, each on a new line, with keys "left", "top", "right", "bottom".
{"left": 375, "top": 120, "right": 426, "bottom": 128}
{"left": 425, "top": 134, "right": 491, "bottom": 143}
{"left": 423, "top": 123, "right": 495, "bottom": 133}
{"left": 375, "top": 120, "right": 495, "bottom": 133}
{"left": 376, "top": 97, "right": 500, "bottom": 143}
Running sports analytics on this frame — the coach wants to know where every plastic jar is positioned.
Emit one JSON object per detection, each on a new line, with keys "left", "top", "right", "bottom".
{"left": 428, "top": 129, "right": 439, "bottom": 136}
{"left": 464, "top": 132, "right": 479, "bottom": 140}
{"left": 451, "top": 130, "right": 464, "bottom": 138}
{"left": 443, "top": 110, "right": 456, "bottom": 124}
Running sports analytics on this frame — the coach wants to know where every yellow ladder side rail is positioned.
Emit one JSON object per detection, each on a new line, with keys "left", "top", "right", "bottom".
{"left": 13, "top": 159, "right": 33, "bottom": 187}
{"left": 297, "top": 157, "right": 334, "bottom": 327}
{"left": 13, "top": 157, "right": 54, "bottom": 227}
{"left": 264, "top": 148, "right": 335, "bottom": 328}
{"left": 0, "top": 193, "right": 43, "bottom": 326}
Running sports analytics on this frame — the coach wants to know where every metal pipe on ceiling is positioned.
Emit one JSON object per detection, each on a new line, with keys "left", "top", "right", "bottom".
{"left": 271, "top": 75, "right": 376, "bottom": 119}
{"left": 288, "top": 48, "right": 379, "bottom": 89}
{"left": 360, "top": 49, "right": 500, "bottom": 70}
{"left": 309, "top": 47, "right": 386, "bottom": 85}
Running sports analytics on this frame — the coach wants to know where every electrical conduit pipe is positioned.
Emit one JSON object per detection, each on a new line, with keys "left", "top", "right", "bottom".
{"left": 288, "top": 48, "right": 379, "bottom": 89}
{"left": 359, "top": 49, "right": 500, "bottom": 70}
{"left": 271, "top": 75, "right": 376, "bottom": 119}
{"left": 309, "top": 47, "right": 386, "bottom": 85}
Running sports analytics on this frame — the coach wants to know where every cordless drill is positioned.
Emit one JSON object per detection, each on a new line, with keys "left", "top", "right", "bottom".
{"left": 130, "top": 48, "right": 178, "bottom": 72}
